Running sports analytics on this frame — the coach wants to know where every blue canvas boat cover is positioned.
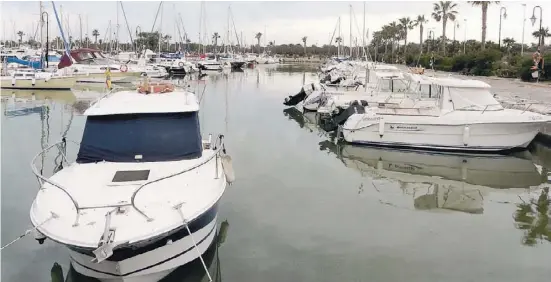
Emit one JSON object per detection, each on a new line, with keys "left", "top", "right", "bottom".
{"left": 76, "top": 112, "right": 202, "bottom": 163}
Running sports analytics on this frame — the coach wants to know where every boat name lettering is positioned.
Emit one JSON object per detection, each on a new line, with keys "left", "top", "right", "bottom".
{"left": 389, "top": 124, "right": 422, "bottom": 131}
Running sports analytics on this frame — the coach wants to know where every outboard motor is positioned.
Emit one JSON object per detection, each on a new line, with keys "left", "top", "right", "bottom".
{"left": 321, "top": 100, "right": 368, "bottom": 132}
{"left": 283, "top": 83, "right": 317, "bottom": 106}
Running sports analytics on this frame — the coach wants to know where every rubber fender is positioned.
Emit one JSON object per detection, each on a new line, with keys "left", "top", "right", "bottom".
{"left": 221, "top": 154, "right": 235, "bottom": 184}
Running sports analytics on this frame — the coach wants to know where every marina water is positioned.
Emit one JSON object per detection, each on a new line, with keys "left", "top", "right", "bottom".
{"left": 1, "top": 64, "right": 550, "bottom": 282}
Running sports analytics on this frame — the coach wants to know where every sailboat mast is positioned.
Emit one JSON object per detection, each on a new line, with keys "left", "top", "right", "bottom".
{"left": 158, "top": 2, "right": 163, "bottom": 53}
{"left": 338, "top": 17, "right": 341, "bottom": 57}
{"left": 199, "top": 1, "right": 203, "bottom": 53}
{"left": 362, "top": 1, "right": 365, "bottom": 58}
{"left": 349, "top": 4, "right": 352, "bottom": 57}
{"left": 226, "top": 6, "right": 230, "bottom": 54}
{"left": 79, "top": 14, "right": 83, "bottom": 48}
{"left": 39, "top": 1, "right": 44, "bottom": 48}
{"left": 116, "top": 2, "right": 119, "bottom": 52}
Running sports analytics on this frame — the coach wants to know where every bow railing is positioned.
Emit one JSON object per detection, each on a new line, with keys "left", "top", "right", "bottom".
{"left": 30, "top": 135, "right": 226, "bottom": 227}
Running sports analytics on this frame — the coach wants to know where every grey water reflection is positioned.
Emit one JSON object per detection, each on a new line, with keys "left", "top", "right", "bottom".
{"left": 3, "top": 66, "right": 551, "bottom": 282}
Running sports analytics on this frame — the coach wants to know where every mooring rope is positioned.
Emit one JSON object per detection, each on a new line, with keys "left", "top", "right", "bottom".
{"left": 0, "top": 212, "right": 58, "bottom": 252}
{"left": 174, "top": 205, "right": 213, "bottom": 282}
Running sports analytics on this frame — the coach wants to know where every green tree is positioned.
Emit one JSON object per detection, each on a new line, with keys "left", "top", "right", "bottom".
{"left": 414, "top": 15, "right": 429, "bottom": 46}
{"left": 301, "top": 36, "right": 307, "bottom": 55}
{"left": 432, "top": 1, "right": 459, "bottom": 55}
{"left": 398, "top": 17, "right": 415, "bottom": 51}
{"left": 502, "top": 37, "right": 515, "bottom": 53}
{"left": 469, "top": 1, "right": 500, "bottom": 50}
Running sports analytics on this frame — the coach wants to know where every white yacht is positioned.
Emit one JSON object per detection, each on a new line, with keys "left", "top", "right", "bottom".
{"left": 29, "top": 85, "right": 235, "bottom": 281}
{"left": 339, "top": 75, "right": 551, "bottom": 151}
{"left": 68, "top": 48, "right": 143, "bottom": 77}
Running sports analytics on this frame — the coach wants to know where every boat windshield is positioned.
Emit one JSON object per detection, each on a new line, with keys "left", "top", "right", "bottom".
{"left": 378, "top": 78, "right": 410, "bottom": 92}
{"left": 76, "top": 112, "right": 202, "bottom": 163}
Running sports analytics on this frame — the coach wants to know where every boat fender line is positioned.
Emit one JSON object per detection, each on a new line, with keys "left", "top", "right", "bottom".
{"left": 0, "top": 212, "right": 58, "bottom": 251}
{"left": 463, "top": 125, "right": 470, "bottom": 146}
{"left": 174, "top": 205, "right": 213, "bottom": 282}
{"left": 11, "top": 77, "right": 15, "bottom": 86}
{"left": 31, "top": 77, "right": 36, "bottom": 86}
{"left": 378, "top": 119, "right": 385, "bottom": 138}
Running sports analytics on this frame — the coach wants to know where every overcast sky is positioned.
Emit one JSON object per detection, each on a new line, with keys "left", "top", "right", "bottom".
{"left": 1, "top": 1, "right": 550, "bottom": 47}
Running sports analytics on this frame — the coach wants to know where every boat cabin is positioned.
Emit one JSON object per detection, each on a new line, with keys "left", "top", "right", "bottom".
{"left": 374, "top": 74, "right": 503, "bottom": 116}
{"left": 77, "top": 90, "right": 202, "bottom": 163}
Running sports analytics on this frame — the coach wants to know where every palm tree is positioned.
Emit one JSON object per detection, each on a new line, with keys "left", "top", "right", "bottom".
{"left": 16, "top": 31, "right": 24, "bottom": 45}
{"left": 532, "top": 27, "right": 551, "bottom": 47}
{"left": 469, "top": 1, "right": 499, "bottom": 50}
{"left": 387, "top": 21, "right": 401, "bottom": 55}
{"left": 502, "top": 37, "right": 515, "bottom": 54}
{"left": 301, "top": 36, "right": 307, "bottom": 55}
{"left": 92, "top": 29, "right": 99, "bottom": 44}
{"left": 255, "top": 32, "right": 262, "bottom": 54}
{"left": 212, "top": 32, "right": 220, "bottom": 52}
{"left": 398, "top": 17, "right": 415, "bottom": 51}
{"left": 335, "top": 36, "right": 342, "bottom": 56}
{"left": 432, "top": 1, "right": 458, "bottom": 55}
{"left": 414, "top": 15, "right": 429, "bottom": 46}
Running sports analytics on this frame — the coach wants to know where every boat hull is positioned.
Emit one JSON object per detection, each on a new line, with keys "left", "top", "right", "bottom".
{"left": 197, "top": 64, "right": 222, "bottom": 71}
{"left": 230, "top": 61, "right": 245, "bottom": 69}
{"left": 68, "top": 208, "right": 218, "bottom": 282}
{"left": 0, "top": 77, "right": 77, "bottom": 90}
{"left": 342, "top": 117, "right": 544, "bottom": 152}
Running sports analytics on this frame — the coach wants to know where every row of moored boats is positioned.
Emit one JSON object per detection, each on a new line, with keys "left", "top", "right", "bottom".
{"left": 284, "top": 59, "right": 551, "bottom": 152}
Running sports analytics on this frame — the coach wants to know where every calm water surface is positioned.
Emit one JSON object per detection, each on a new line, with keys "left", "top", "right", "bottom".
{"left": 2, "top": 64, "right": 551, "bottom": 282}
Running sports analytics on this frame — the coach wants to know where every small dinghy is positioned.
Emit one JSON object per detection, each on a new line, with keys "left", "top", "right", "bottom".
{"left": 29, "top": 84, "right": 234, "bottom": 282}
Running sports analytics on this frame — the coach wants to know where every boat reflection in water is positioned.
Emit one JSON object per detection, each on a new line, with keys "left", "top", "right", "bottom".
{"left": 284, "top": 105, "right": 546, "bottom": 215}
{"left": 52, "top": 220, "right": 229, "bottom": 282}
{"left": 326, "top": 142, "right": 544, "bottom": 214}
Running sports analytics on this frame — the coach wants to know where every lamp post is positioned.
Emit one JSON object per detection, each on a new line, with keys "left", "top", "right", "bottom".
{"left": 521, "top": 3, "right": 526, "bottom": 56}
{"left": 428, "top": 29, "right": 435, "bottom": 53}
{"left": 463, "top": 19, "right": 467, "bottom": 54}
{"left": 530, "top": 6, "right": 543, "bottom": 50}
{"left": 453, "top": 22, "right": 459, "bottom": 41}
{"left": 498, "top": 7, "right": 507, "bottom": 49}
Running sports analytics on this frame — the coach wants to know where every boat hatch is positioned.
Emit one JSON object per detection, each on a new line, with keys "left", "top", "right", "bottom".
{"left": 112, "top": 170, "right": 150, "bottom": 182}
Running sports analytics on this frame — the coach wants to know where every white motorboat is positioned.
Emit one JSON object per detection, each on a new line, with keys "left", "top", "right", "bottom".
{"left": 197, "top": 59, "right": 222, "bottom": 71}
{"left": 340, "top": 75, "right": 551, "bottom": 151}
{"left": 29, "top": 84, "right": 235, "bottom": 282}
{"left": 68, "top": 48, "right": 143, "bottom": 77}
{"left": 284, "top": 70, "right": 409, "bottom": 112}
